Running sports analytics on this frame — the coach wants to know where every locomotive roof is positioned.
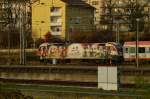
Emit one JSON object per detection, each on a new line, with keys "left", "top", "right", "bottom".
{"left": 124, "top": 41, "right": 150, "bottom": 46}
{"left": 39, "top": 43, "right": 50, "bottom": 47}
{"left": 39, "top": 43, "right": 65, "bottom": 47}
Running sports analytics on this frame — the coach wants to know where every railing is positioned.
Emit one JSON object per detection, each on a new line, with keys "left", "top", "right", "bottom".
{"left": 51, "top": 22, "right": 62, "bottom": 26}
{"left": 51, "top": 12, "right": 62, "bottom": 16}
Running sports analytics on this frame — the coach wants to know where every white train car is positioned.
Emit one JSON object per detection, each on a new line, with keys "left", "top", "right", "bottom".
{"left": 123, "top": 41, "right": 150, "bottom": 61}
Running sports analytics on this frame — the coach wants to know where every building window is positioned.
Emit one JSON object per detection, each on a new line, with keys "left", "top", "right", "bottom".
{"left": 125, "top": 48, "right": 128, "bottom": 53}
{"left": 51, "top": 26, "right": 62, "bottom": 32}
{"left": 51, "top": 16, "right": 62, "bottom": 23}
{"left": 50, "top": 7, "right": 61, "bottom": 13}
{"left": 139, "top": 47, "right": 145, "bottom": 53}
{"left": 90, "top": 19, "right": 93, "bottom": 24}
{"left": 70, "top": 18, "right": 73, "bottom": 24}
{"left": 129, "top": 47, "right": 135, "bottom": 53}
{"left": 69, "top": 26, "right": 73, "bottom": 32}
{"left": 92, "top": 1, "right": 99, "bottom": 5}
{"left": 75, "top": 17, "right": 81, "bottom": 24}
{"left": 51, "top": 26, "right": 62, "bottom": 35}
{"left": 82, "top": 0, "right": 88, "bottom": 2}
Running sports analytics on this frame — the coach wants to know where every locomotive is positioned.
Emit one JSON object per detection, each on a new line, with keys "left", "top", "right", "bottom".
{"left": 37, "top": 42, "right": 123, "bottom": 64}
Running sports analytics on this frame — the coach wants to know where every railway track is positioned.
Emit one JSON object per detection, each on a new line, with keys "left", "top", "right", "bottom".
{"left": 120, "top": 67, "right": 150, "bottom": 76}
{"left": 0, "top": 78, "right": 97, "bottom": 87}
{"left": 1, "top": 65, "right": 150, "bottom": 76}
{"left": 0, "top": 78, "right": 135, "bottom": 88}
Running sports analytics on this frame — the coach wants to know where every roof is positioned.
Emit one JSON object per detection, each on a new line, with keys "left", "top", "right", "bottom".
{"left": 124, "top": 41, "right": 150, "bottom": 46}
{"left": 61, "top": 0, "right": 95, "bottom": 8}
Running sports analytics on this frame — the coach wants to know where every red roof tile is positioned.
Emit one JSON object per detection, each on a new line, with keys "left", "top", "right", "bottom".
{"left": 124, "top": 41, "right": 150, "bottom": 46}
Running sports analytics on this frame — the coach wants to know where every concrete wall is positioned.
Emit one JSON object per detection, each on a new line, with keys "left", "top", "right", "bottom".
{"left": 0, "top": 71, "right": 97, "bottom": 82}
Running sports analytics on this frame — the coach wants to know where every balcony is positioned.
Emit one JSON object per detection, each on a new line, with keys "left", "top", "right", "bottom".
{"left": 50, "top": 12, "right": 62, "bottom": 16}
{"left": 50, "top": 22, "right": 62, "bottom": 26}
{"left": 51, "top": 26, "right": 62, "bottom": 35}
{"left": 113, "top": 3, "right": 128, "bottom": 8}
{"left": 51, "top": 31, "right": 61, "bottom": 35}
{"left": 51, "top": 7, "right": 62, "bottom": 16}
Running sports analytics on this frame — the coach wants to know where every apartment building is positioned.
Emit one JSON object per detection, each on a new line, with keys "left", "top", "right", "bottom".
{"left": 32, "top": 0, "right": 95, "bottom": 40}
{"left": 81, "top": 0, "right": 103, "bottom": 29}
{"left": 100, "top": 0, "right": 150, "bottom": 42}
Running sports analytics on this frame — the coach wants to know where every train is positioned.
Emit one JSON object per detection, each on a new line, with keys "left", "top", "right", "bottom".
{"left": 37, "top": 42, "right": 123, "bottom": 64}
{"left": 123, "top": 41, "right": 150, "bottom": 62}
{"left": 37, "top": 41, "right": 150, "bottom": 64}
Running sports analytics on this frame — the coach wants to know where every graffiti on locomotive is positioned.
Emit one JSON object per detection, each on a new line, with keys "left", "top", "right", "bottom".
{"left": 39, "top": 43, "right": 107, "bottom": 59}
{"left": 66, "top": 43, "right": 106, "bottom": 59}
{"left": 47, "top": 45, "right": 66, "bottom": 58}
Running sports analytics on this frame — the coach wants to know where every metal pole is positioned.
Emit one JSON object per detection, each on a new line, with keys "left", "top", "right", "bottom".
{"left": 22, "top": 2, "right": 27, "bottom": 65}
{"left": 148, "top": 7, "right": 150, "bottom": 33}
{"left": 19, "top": 2, "right": 27, "bottom": 65}
{"left": 117, "top": 23, "right": 119, "bottom": 44}
{"left": 22, "top": 6, "right": 25, "bottom": 65}
{"left": 19, "top": 2, "right": 25, "bottom": 65}
{"left": 68, "top": 27, "right": 70, "bottom": 43}
{"left": 116, "top": 22, "right": 118, "bottom": 43}
{"left": 8, "top": 27, "right": 10, "bottom": 65}
{"left": 136, "top": 18, "right": 139, "bottom": 68}
{"left": 7, "top": 1, "right": 12, "bottom": 65}
{"left": 115, "top": 22, "right": 119, "bottom": 43}
{"left": 19, "top": 3, "right": 22, "bottom": 65}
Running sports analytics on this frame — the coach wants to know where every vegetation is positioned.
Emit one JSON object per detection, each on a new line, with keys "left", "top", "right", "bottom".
{"left": 0, "top": 89, "right": 33, "bottom": 99}
{"left": 100, "top": 0, "right": 149, "bottom": 42}
{"left": 69, "top": 30, "right": 112, "bottom": 43}
{"left": 128, "top": 2, "right": 145, "bottom": 32}
{"left": 35, "top": 32, "right": 65, "bottom": 47}
{"left": 0, "top": 28, "right": 32, "bottom": 48}
{"left": 0, "top": 29, "right": 20, "bottom": 48}
{"left": 1, "top": 83, "right": 150, "bottom": 99}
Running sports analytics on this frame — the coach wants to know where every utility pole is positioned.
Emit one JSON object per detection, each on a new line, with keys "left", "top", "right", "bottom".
{"left": 19, "top": 2, "right": 26, "bottom": 65}
{"left": 19, "top": 2, "right": 23, "bottom": 65}
{"left": 1, "top": 0, "right": 12, "bottom": 64}
{"left": 148, "top": 4, "right": 150, "bottom": 34}
{"left": 136, "top": 18, "right": 139, "bottom": 68}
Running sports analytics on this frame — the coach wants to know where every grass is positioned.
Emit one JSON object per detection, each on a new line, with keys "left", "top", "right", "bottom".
{"left": 1, "top": 83, "right": 150, "bottom": 99}
{"left": 0, "top": 83, "right": 146, "bottom": 96}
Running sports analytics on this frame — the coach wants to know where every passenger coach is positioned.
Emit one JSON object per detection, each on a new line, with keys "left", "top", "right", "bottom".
{"left": 123, "top": 41, "right": 150, "bottom": 61}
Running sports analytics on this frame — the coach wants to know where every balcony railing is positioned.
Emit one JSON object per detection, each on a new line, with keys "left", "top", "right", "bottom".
{"left": 51, "top": 31, "right": 61, "bottom": 35}
{"left": 51, "top": 12, "right": 62, "bottom": 16}
{"left": 50, "top": 22, "right": 62, "bottom": 26}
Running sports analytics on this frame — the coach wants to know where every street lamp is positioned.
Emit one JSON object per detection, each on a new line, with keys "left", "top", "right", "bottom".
{"left": 136, "top": 18, "right": 140, "bottom": 68}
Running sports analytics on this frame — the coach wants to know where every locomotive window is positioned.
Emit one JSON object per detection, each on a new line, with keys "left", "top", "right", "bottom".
{"left": 125, "top": 48, "right": 128, "bottom": 53}
{"left": 129, "top": 47, "right": 135, "bottom": 53}
{"left": 139, "top": 47, "right": 145, "bottom": 53}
